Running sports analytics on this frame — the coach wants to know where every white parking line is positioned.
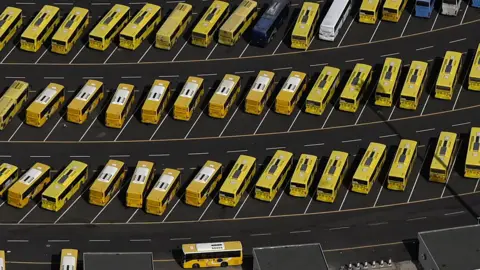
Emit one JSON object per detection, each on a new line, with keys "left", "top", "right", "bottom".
{"left": 304, "top": 143, "right": 324, "bottom": 147}
{"left": 345, "top": 58, "right": 364, "bottom": 63}
{"left": 103, "top": 46, "right": 118, "bottom": 64}
{"left": 338, "top": 185, "right": 351, "bottom": 210}
{"left": 338, "top": 14, "right": 356, "bottom": 47}
{"left": 1, "top": 43, "right": 18, "bottom": 63}
{"left": 197, "top": 73, "right": 217, "bottom": 77}
{"left": 188, "top": 152, "right": 209, "bottom": 156}
{"left": 290, "top": 230, "right": 311, "bottom": 234}
{"left": 5, "top": 76, "right": 25, "bottom": 79}
{"left": 0, "top": 155, "right": 12, "bottom": 158}
{"left": 268, "top": 190, "right": 284, "bottom": 216}
{"left": 266, "top": 146, "right": 285, "bottom": 150}
{"left": 44, "top": 77, "right": 64, "bottom": 80}
{"left": 250, "top": 233, "right": 272, "bottom": 237}
{"left": 158, "top": 75, "right": 180, "bottom": 78}
{"left": 210, "top": 235, "right": 232, "bottom": 239}
{"left": 35, "top": 48, "right": 49, "bottom": 64}
{"left": 162, "top": 193, "right": 183, "bottom": 222}
{"left": 48, "top": 239, "right": 70, "bottom": 242}
{"left": 430, "top": 12, "right": 439, "bottom": 31}
{"left": 69, "top": 44, "right": 85, "bottom": 64}
{"left": 82, "top": 76, "right": 103, "bottom": 80}
{"left": 474, "top": 178, "right": 480, "bottom": 192}
{"left": 408, "top": 143, "right": 431, "bottom": 202}
{"left": 416, "top": 128, "right": 435, "bottom": 133}
{"left": 148, "top": 153, "right": 170, "bottom": 157}
{"left": 54, "top": 2, "right": 74, "bottom": 5}
{"left": 254, "top": 104, "right": 273, "bottom": 135}
{"left": 54, "top": 186, "right": 91, "bottom": 224}
{"left": 109, "top": 155, "right": 130, "bottom": 158}
{"left": 342, "top": 138, "right": 361, "bottom": 143}
{"left": 43, "top": 113, "right": 66, "bottom": 141}
{"left": 184, "top": 113, "right": 203, "bottom": 139}
{"left": 90, "top": 181, "right": 128, "bottom": 223}
{"left": 288, "top": 109, "right": 301, "bottom": 132}
{"left": 15, "top": 2, "right": 36, "bottom": 5}
{"left": 206, "top": 43, "right": 218, "bottom": 60}
{"left": 273, "top": 67, "right": 292, "bottom": 71}
{"left": 310, "top": 63, "right": 328, "bottom": 67}
{"left": 272, "top": 23, "right": 295, "bottom": 55}
{"left": 29, "top": 156, "right": 50, "bottom": 158}
{"left": 198, "top": 193, "right": 218, "bottom": 221}
{"left": 170, "top": 237, "right": 191, "bottom": 241}
{"left": 226, "top": 149, "right": 248, "bottom": 153}
{"left": 18, "top": 203, "right": 39, "bottom": 224}
{"left": 219, "top": 99, "right": 243, "bottom": 137}
{"left": 69, "top": 155, "right": 90, "bottom": 158}
{"left": 149, "top": 107, "right": 173, "bottom": 140}
{"left": 121, "top": 76, "right": 142, "bottom": 79}
{"left": 234, "top": 70, "right": 255, "bottom": 74}
{"left": 126, "top": 209, "right": 139, "bottom": 223}
{"left": 373, "top": 183, "right": 384, "bottom": 207}
{"left": 460, "top": 0, "right": 470, "bottom": 24}
{"left": 114, "top": 101, "right": 142, "bottom": 141}
{"left": 91, "top": 2, "right": 111, "bottom": 5}
{"left": 407, "top": 216, "right": 427, "bottom": 221}
{"left": 380, "top": 52, "right": 400, "bottom": 58}
{"left": 130, "top": 239, "right": 151, "bottom": 242}
{"left": 89, "top": 239, "right": 110, "bottom": 242}
{"left": 7, "top": 240, "right": 29, "bottom": 243}
{"left": 369, "top": 21, "right": 381, "bottom": 43}
{"left": 444, "top": 210, "right": 464, "bottom": 216}
{"left": 354, "top": 88, "right": 375, "bottom": 125}
{"left": 234, "top": 186, "right": 254, "bottom": 219}
{"left": 172, "top": 39, "right": 189, "bottom": 61}
{"left": 449, "top": 38, "right": 466, "bottom": 44}
{"left": 416, "top": 45, "right": 434, "bottom": 51}
{"left": 239, "top": 43, "right": 250, "bottom": 58}
{"left": 451, "top": 122, "right": 470, "bottom": 127}
{"left": 368, "top": 221, "right": 388, "bottom": 226}
{"left": 321, "top": 98, "right": 339, "bottom": 128}
{"left": 379, "top": 134, "right": 398, "bottom": 139}
{"left": 329, "top": 226, "right": 349, "bottom": 231}
{"left": 138, "top": 44, "right": 153, "bottom": 63}
{"left": 441, "top": 144, "right": 460, "bottom": 197}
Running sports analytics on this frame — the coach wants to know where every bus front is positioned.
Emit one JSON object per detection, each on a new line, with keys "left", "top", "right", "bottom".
{"left": 0, "top": 163, "right": 19, "bottom": 196}
{"left": 415, "top": 0, "right": 434, "bottom": 18}
{"left": 468, "top": 53, "right": 480, "bottom": 91}
{"left": 255, "top": 181, "right": 273, "bottom": 202}
{"left": 465, "top": 128, "right": 480, "bottom": 178}
{"left": 382, "top": 0, "right": 402, "bottom": 22}
{"left": 251, "top": 18, "right": 272, "bottom": 47}
{"left": 359, "top": 0, "right": 379, "bottom": 24}
{"left": 41, "top": 188, "right": 59, "bottom": 211}
{"left": 339, "top": 86, "right": 358, "bottom": 112}
{"left": 441, "top": 0, "right": 460, "bottom": 16}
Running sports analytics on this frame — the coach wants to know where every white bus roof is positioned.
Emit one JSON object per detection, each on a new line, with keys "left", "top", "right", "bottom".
{"left": 147, "top": 85, "right": 166, "bottom": 101}
{"left": 75, "top": 85, "right": 97, "bottom": 101}
{"left": 19, "top": 168, "right": 42, "bottom": 185}
{"left": 180, "top": 82, "right": 199, "bottom": 98}
{"left": 97, "top": 165, "right": 119, "bottom": 183}
{"left": 321, "top": 0, "right": 350, "bottom": 28}
{"left": 61, "top": 255, "right": 76, "bottom": 268}
{"left": 197, "top": 242, "right": 225, "bottom": 252}
{"left": 281, "top": 76, "right": 301, "bottom": 92}
{"left": 215, "top": 79, "right": 235, "bottom": 95}
{"left": 252, "top": 75, "right": 271, "bottom": 92}
{"left": 111, "top": 89, "right": 130, "bottom": 105}
{"left": 194, "top": 166, "right": 215, "bottom": 183}
{"left": 154, "top": 174, "right": 174, "bottom": 191}
{"left": 131, "top": 167, "right": 150, "bottom": 184}
{"left": 35, "top": 87, "right": 58, "bottom": 105}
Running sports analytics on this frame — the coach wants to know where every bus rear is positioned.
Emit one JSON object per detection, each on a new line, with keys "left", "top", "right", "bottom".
{"left": 415, "top": 0, "right": 435, "bottom": 18}
{"left": 305, "top": 66, "right": 340, "bottom": 115}
{"left": 186, "top": 160, "right": 223, "bottom": 207}
{"left": 429, "top": 131, "right": 457, "bottom": 183}
{"left": 251, "top": 0, "right": 290, "bottom": 47}
{"left": 382, "top": 0, "right": 408, "bottom": 22}
{"left": 0, "top": 80, "right": 29, "bottom": 130}
{"left": 291, "top": 2, "right": 320, "bottom": 49}
{"left": 141, "top": 80, "right": 171, "bottom": 124}
{"left": 289, "top": 154, "right": 318, "bottom": 197}
{"left": 375, "top": 57, "right": 402, "bottom": 107}
{"left": 399, "top": 61, "right": 428, "bottom": 110}
{"left": 387, "top": 139, "right": 418, "bottom": 191}
{"left": 119, "top": 3, "right": 162, "bottom": 50}
{"left": 318, "top": 0, "right": 351, "bottom": 41}
{"left": 435, "top": 51, "right": 462, "bottom": 100}
{"left": 339, "top": 63, "right": 373, "bottom": 112}
{"left": 359, "top": 0, "right": 381, "bottom": 24}
{"left": 254, "top": 150, "right": 293, "bottom": 202}
{"left": 316, "top": 151, "right": 349, "bottom": 203}
{"left": 51, "top": 7, "right": 89, "bottom": 54}
{"left": 67, "top": 80, "right": 104, "bottom": 124}
{"left": 465, "top": 127, "right": 480, "bottom": 178}
{"left": 155, "top": 3, "right": 192, "bottom": 50}
{"left": 105, "top": 83, "right": 135, "bottom": 128}
{"left": 245, "top": 70, "right": 275, "bottom": 115}
{"left": 0, "top": 6, "right": 23, "bottom": 51}
{"left": 441, "top": 0, "right": 461, "bottom": 16}
{"left": 20, "top": 5, "right": 60, "bottom": 52}
{"left": 352, "top": 142, "right": 387, "bottom": 194}
{"left": 219, "top": 0, "right": 258, "bottom": 46}
{"left": 7, "top": 163, "right": 51, "bottom": 208}
{"left": 25, "top": 83, "right": 65, "bottom": 127}
{"left": 208, "top": 74, "right": 241, "bottom": 118}
{"left": 0, "top": 163, "right": 19, "bottom": 197}
{"left": 146, "top": 168, "right": 181, "bottom": 215}
{"left": 275, "top": 71, "right": 307, "bottom": 115}
{"left": 182, "top": 241, "right": 243, "bottom": 268}
{"left": 191, "top": 1, "right": 230, "bottom": 47}
{"left": 126, "top": 161, "right": 155, "bottom": 208}
{"left": 89, "top": 4, "right": 131, "bottom": 51}
{"left": 468, "top": 44, "right": 480, "bottom": 91}
{"left": 174, "top": 76, "right": 204, "bottom": 121}
{"left": 219, "top": 155, "right": 256, "bottom": 207}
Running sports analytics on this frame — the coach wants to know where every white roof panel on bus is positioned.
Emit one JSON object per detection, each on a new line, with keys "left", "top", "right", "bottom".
{"left": 321, "top": 0, "right": 349, "bottom": 27}
{"left": 252, "top": 75, "right": 271, "bottom": 92}
{"left": 97, "top": 165, "right": 119, "bottom": 183}
{"left": 75, "top": 85, "right": 97, "bottom": 101}
{"left": 215, "top": 79, "right": 235, "bottom": 95}
{"left": 35, "top": 87, "right": 58, "bottom": 105}
{"left": 61, "top": 256, "right": 76, "bottom": 267}
{"left": 111, "top": 89, "right": 130, "bottom": 105}
{"left": 194, "top": 166, "right": 215, "bottom": 183}
{"left": 197, "top": 242, "right": 226, "bottom": 252}
{"left": 132, "top": 167, "right": 150, "bottom": 184}
{"left": 281, "top": 76, "right": 301, "bottom": 92}
{"left": 180, "top": 82, "right": 199, "bottom": 98}
{"left": 154, "top": 174, "right": 174, "bottom": 191}
{"left": 19, "top": 168, "right": 42, "bottom": 185}
{"left": 0, "top": 258, "right": 4, "bottom": 269}
{"left": 147, "top": 85, "right": 166, "bottom": 101}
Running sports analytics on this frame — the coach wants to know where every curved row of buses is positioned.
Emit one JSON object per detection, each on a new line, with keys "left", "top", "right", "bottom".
{"left": 0, "top": 127, "right": 479, "bottom": 212}
{"left": 0, "top": 241, "right": 244, "bottom": 269}
{"left": 1, "top": 45, "right": 480, "bottom": 130}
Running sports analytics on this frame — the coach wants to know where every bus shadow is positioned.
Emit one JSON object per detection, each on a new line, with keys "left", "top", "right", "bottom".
{"left": 278, "top": 7, "right": 300, "bottom": 49}
{"left": 80, "top": 165, "right": 104, "bottom": 204}
{"left": 334, "top": 69, "right": 352, "bottom": 109}
{"left": 420, "top": 137, "right": 437, "bottom": 182}
{"left": 199, "top": 79, "right": 222, "bottom": 115}
{"left": 247, "top": 156, "right": 272, "bottom": 200}
{"left": 306, "top": 156, "right": 329, "bottom": 199}
{"left": 458, "top": 49, "right": 476, "bottom": 92}
{"left": 59, "top": 83, "right": 85, "bottom": 122}
{"left": 379, "top": 146, "right": 399, "bottom": 189}
{"left": 240, "top": 3, "right": 269, "bottom": 44}
{"left": 318, "top": 0, "right": 334, "bottom": 24}
{"left": 364, "top": 63, "right": 384, "bottom": 108}
{"left": 343, "top": 149, "right": 366, "bottom": 189}
{"left": 211, "top": 160, "right": 236, "bottom": 204}
{"left": 49, "top": 254, "right": 60, "bottom": 270}
{"left": 295, "top": 71, "right": 319, "bottom": 111}
{"left": 115, "top": 166, "right": 136, "bottom": 207}
{"left": 267, "top": 77, "right": 286, "bottom": 113}
{"left": 182, "top": 7, "right": 208, "bottom": 42}
{"left": 234, "top": 76, "right": 257, "bottom": 108}
{"left": 425, "top": 57, "right": 443, "bottom": 99}
{"left": 132, "top": 85, "right": 153, "bottom": 124}
{"left": 167, "top": 82, "right": 185, "bottom": 119}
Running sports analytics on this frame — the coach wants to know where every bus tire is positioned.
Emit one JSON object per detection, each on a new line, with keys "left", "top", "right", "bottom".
{"left": 193, "top": 263, "right": 200, "bottom": 268}
{"left": 221, "top": 262, "right": 228, "bottom": 267}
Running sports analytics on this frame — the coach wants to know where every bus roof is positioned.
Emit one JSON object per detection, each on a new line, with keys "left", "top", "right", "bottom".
{"left": 27, "top": 83, "right": 64, "bottom": 114}
{"left": 0, "top": 163, "right": 18, "bottom": 179}
{"left": 431, "top": 131, "right": 457, "bottom": 170}
{"left": 186, "top": 160, "right": 222, "bottom": 194}
{"left": 147, "top": 168, "right": 181, "bottom": 201}
{"left": 377, "top": 57, "right": 402, "bottom": 94}
{"left": 360, "top": 0, "right": 381, "bottom": 11}
{"left": 52, "top": 7, "right": 89, "bottom": 42}
{"left": 90, "top": 4, "right": 130, "bottom": 38}
{"left": 290, "top": 154, "right": 318, "bottom": 185}
{"left": 142, "top": 80, "right": 170, "bottom": 112}
{"left": 156, "top": 3, "right": 192, "bottom": 37}
{"left": 388, "top": 139, "right": 417, "bottom": 179}
{"left": 466, "top": 127, "right": 480, "bottom": 167}
{"left": 22, "top": 5, "right": 59, "bottom": 39}
{"left": 470, "top": 44, "right": 480, "bottom": 79}
{"left": 3, "top": 80, "right": 29, "bottom": 101}
{"left": 246, "top": 70, "right": 275, "bottom": 102}
{"left": 221, "top": 0, "right": 257, "bottom": 32}
{"left": 256, "top": 150, "right": 293, "bottom": 189}
{"left": 42, "top": 161, "right": 88, "bottom": 198}
{"left": 193, "top": 1, "right": 229, "bottom": 34}
{"left": 292, "top": 2, "right": 319, "bottom": 37}
{"left": 127, "top": 160, "right": 155, "bottom": 195}
{"left": 0, "top": 97, "right": 15, "bottom": 119}
{"left": 120, "top": 3, "right": 161, "bottom": 37}
{"left": 175, "top": 76, "right": 204, "bottom": 105}
{"left": 9, "top": 163, "right": 50, "bottom": 192}
{"left": 107, "top": 83, "right": 134, "bottom": 113}
{"left": 383, "top": 0, "right": 404, "bottom": 10}
{"left": 306, "top": 66, "right": 340, "bottom": 102}
{"left": 90, "top": 159, "right": 125, "bottom": 192}
{"left": 254, "top": 0, "right": 290, "bottom": 31}
{"left": 318, "top": 151, "right": 348, "bottom": 190}
{"left": 220, "top": 155, "right": 256, "bottom": 194}
{"left": 0, "top": 6, "right": 22, "bottom": 32}
{"left": 182, "top": 241, "right": 242, "bottom": 254}
{"left": 209, "top": 74, "right": 240, "bottom": 106}
{"left": 68, "top": 80, "right": 103, "bottom": 110}
{"left": 354, "top": 142, "right": 386, "bottom": 180}
{"left": 341, "top": 64, "right": 372, "bottom": 100}
{"left": 401, "top": 61, "right": 428, "bottom": 97}
{"left": 320, "top": 0, "right": 349, "bottom": 28}
{"left": 276, "top": 71, "right": 307, "bottom": 102}
{"left": 436, "top": 51, "right": 462, "bottom": 88}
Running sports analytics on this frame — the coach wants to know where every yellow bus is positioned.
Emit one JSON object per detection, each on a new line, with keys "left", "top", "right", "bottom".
{"left": 89, "top": 4, "right": 131, "bottom": 51}
{"left": 20, "top": 5, "right": 60, "bottom": 52}
{"left": 0, "top": 250, "right": 4, "bottom": 270}
{"left": 51, "top": 7, "right": 89, "bottom": 54}
{"left": 105, "top": 83, "right": 135, "bottom": 129}
{"left": 339, "top": 63, "right": 373, "bottom": 112}
{"left": 119, "top": 3, "right": 162, "bottom": 50}
{"left": 208, "top": 74, "right": 241, "bottom": 118}
{"left": 255, "top": 150, "right": 293, "bottom": 202}
{"left": 468, "top": 44, "right": 480, "bottom": 91}
{"left": 219, "top": 0, "right": 258, "bottom": 46}
{"left": 66, "top": 80, "right": 104, "bottom": 124}
{"left": 7, "top": 162, "right": 51, "bottom": 208}
{"left": 275, "top": 71, "right": 308, "bottom": 115}
{"left": 185, "top": 160, "right": 223, "bottom": 207}
{"left": 173, "top": 76, "right": 204, "bottom": 121}
{"left": 465, "top": 127, "right": 480, "bottom": 178}
{"left": 191, "top": 0, "right": 230, "bottom": 47}
{"left": 145, "top": 168, "right": 181, "bottom": 216}
{"left": 291, "top": 2, "right": 320, "bottom": 49}
{"left": 155, "top": 3, "right": 193, "bottom": 50}
{"left": 352, "top": 142, "right": 387, "bottom": 194}
{"left": 218, "top": 155, "right": 256, "bottom": 207}
{"left": 141, "top": 80, "right": 171, "bottom": 124}
{"left": 359, "top": 0, "right": 381, "bottom": 24}
{"left": 25, "top": 83, "right": 65, "bottom": 128}
{"left": 0, "top": 6, "right": 23, "bottom": 51}
{"left": 382, "top": 0, "right": 408, "bottom": 22}
{"left": 182, "top": 241, "right": 243, "bottom": 268}
{"left": 435, "top": 51, "right": 462, "bottom": 100}
{"left": 125, "top": 161, "right": 156, "bottom": 208}
{"left": 387, "top": 139, "right": 418, "bottom": 191}
{"left": 289, "top": 154, "right": 318, "bottom": 197}
{"left": 430, "top": 131, "right": 458, "bottom": 183}
{"left": 305, "top": 66, "right": 340, "bottom": 115}
{"left": 375, "top": 57, "right": 403, "bottom": 107}
{"left": 316, "top": 151, "right": 349, "bottom": 203}
{"left": 399, "top": 61, "right": 428, "bottom": 110}
{"left": 41, "top": 160, "right": 88, "bottom": 212}
{"left": 245, "top": 70, "right": 275, "bottom": 115}
{"left": 60, "top": 249, "right": 78, "bottom": 270}
{"left": 0, "top": 80, "right": 29, "bottom": 131}
{"left": 89, "top": 159, "right": 126, "bottom": 206}
{"left": 0, "top": 163, "right": 19, "bottom": 197}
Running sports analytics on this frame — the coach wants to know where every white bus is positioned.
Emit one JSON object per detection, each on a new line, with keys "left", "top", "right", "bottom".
{"left": 441, "top": 0, "right": 461, "bottom": 16}
{"left": 319, "top": 0, "right": 352, "bottom": 41}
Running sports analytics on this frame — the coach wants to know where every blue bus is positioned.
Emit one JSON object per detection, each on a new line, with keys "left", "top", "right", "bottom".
{"left": 473, "top": 0, "right": 480, "bottom": 8}
{"left": 251, "top": 0, "right": 290, "bottom": 47}
{"left": 415, "top": 0, "right": 436, "bottom": 18}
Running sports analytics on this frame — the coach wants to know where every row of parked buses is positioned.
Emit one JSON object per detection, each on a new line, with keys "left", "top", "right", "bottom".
{"left": 1, "top": 0, "right": 476, "bottom": 55}
{"left": 1, "top": 45, "right": 480, "bottom": 130}
{"left": 0, "top": 241, "right": 243, "bottom": 269}
{"left": 0, "top": 128, "right": 479, "bottom": 211}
